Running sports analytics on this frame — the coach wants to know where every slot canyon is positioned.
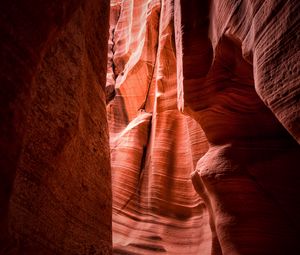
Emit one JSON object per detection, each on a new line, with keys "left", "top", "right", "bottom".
{"left": 0, "top": 0, "right": 299, "bottom": 254}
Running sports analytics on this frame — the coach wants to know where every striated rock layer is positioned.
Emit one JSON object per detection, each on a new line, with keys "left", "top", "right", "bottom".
{"left": 107, "top": 0, "right": 210, "bottom": 254}
{"left": 175, "top": 0, "right": 300, "bottom": 254}
{"left": 109, "top": 0, "right": 300, "bottom": 254}
{"left": 0, "top": 0, "right": 111, "bottom": 254}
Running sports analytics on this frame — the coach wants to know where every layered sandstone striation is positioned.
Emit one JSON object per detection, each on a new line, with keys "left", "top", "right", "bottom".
{"left": 107, "top": 0, "right": 209, "bottom": 254}
{"left": 1, "top": 0, "right": 299, "bottom": 254}
{"left": 175, "top": 0, "right": 300, "bottom": 254}
{"left": 109, "top": 0, "right": 300, "bottom": 254}
{"left": 0, "top": 0, "right": 111, "bottom": 254}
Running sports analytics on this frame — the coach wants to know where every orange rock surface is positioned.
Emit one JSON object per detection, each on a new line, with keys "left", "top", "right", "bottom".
{"left": 109, "top": 0, "right": 300, "bottom": 254}
{"left": 107, "top": 0, "right": 210, "bottom": 253}
{"left": 0, "top": 0, "right": 299, "bottom": 254}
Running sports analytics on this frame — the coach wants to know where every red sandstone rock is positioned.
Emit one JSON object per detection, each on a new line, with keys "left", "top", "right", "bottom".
{"left": 108, "top": 0, "right": 210, "bottom": 254}
{"left": 0, "top": 0, "right": 111, "bottom": 254}
{"left": 1, "top": 0, "right": 299, "bottom": 254}
{"left": 175, "top": 0, "right": 300, "bottom": 254}
{"left": 110, "top": 0, "right": 300, "bottom": 254}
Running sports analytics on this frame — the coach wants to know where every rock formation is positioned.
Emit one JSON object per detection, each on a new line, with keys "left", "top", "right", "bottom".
{"left": 107, "top": 0, "right": 210, "bottom": 254}
{"left": 175, "top": 0, "right": 300, "bottom": 254}
{"left": 0, "top": 0, "right": 111, "bottom": 254}
{"left": 0, "top": 0, "right": 299, "bottom": 254}
{"left": 109, "top": 0, "right": 300, "bottom": 254}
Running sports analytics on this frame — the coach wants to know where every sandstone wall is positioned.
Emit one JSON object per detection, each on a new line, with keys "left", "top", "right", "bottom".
{"left": 107, "top": 1, "right": 211, "bottom": 254}
{"left": 107, "top": 0, "right": 210, "bottom": 254}
{"left": 175, "top": 0, "right": 300, "bottom": 254}
{"left": 0, "top": 0, "right": 111, "bottom": 254}
{"left": 109, "top": 0, "right": 300, "bottom": 254}
{"left": 1, "top": 0, "right": 298, "bottom": 254}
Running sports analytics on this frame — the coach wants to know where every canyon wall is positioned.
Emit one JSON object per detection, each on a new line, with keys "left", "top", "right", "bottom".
{"left": 0, "top": 0, "right": 111, "bottom": 254}
{"left": 109, "top": 0, "right": 300, "bottom": 254}
{"left": 107, "top": 0, "right": 210, "bottom": 254}
{"left": 175, "top": 0, "right": 300, "bottom": 254}
{"left": 0, "top": 0, "right": 299, "bottom": 254}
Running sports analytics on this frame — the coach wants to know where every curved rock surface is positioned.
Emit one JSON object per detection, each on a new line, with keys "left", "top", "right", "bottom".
{"left": 175, "top": 0, "right": 300, "bottom": 254}
{"left": 0, "top": 0, "right": 111, "bottom": 254}
{"left": 109, "top": 0, "right": 300, "bottom": 254}
{"left": 1, "top": 0, "right": 298, "bottom": 254}
{"left": 107, "top": 0, "right": 210, "bottom": 254}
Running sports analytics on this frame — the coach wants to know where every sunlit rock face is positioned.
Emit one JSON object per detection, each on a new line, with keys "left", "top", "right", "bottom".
{"left": 0, "top": 0, "right": 111, "bottom": 254}
{"left": 109, "top": 0, "right": 300, "bottom": 254}
{"left": 107, "top": 0, "right": 210, "bottom": 254}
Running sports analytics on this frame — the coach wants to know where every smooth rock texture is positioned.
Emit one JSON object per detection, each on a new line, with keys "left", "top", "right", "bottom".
{"left": 109, "top": 0, "right": 300, "bottom": 254}
{"left": 107, "top": 0, "right": 210, "bottom": 254}
{"left": 0, "top": 0, "right": 111, "bottom": 254}
{"left": 175, "top": 0, "right": 300, "bottom": 254}
{"left": 1, "top": 0, "right": 299, "bottom": 254}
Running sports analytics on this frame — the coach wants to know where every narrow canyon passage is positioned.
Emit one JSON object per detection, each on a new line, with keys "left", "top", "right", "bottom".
{"left": 0, "top": 0, "right": 299, "bottom": 254}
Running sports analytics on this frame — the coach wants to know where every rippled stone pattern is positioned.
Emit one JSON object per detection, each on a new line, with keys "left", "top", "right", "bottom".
{"left": 107, "top": 0, "right": 209, "bottom": 254}
{"left": 175, "top": 0, "right": 300, "bottom": 254}
{"left": 109, "top": 0, "right": 300, "bottom": 254}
